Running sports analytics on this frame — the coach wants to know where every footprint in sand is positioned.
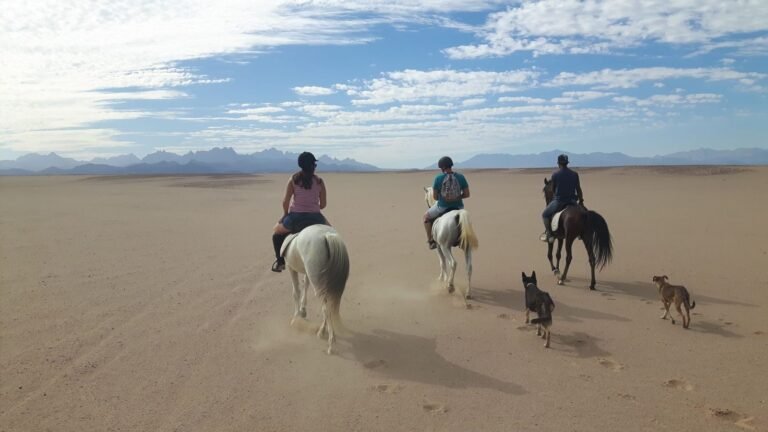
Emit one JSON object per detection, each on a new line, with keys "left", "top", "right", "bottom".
{"left": 754, "top": 331, "right": 764, "bottom": 335}
{"left": 516, "top": 325, "right": 536, "bottom": 332}
{"left": 617, "top": 393, "right": 636, "bottom": 401}
{"left": 597, "top": 358, "right": 624, "bottom": 371}
{"left": 663, "top": 379, "right": 694, "bottom": 391}
{"left": 364, "top": 359, "right": 388, "bottom": 369}
{"left": 497, "top": 313, "right": 511, "bottom": 320}
{"left": 422, "top": 402, "right": 448, "bottom": 414}
{"left": 373, "top": 384, "right": 402, "bottom": 394}
{"left": 708, "top": 408, "right": 756, "bottom": 431}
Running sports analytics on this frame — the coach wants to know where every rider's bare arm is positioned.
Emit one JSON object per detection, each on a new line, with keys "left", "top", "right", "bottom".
{"left": 462, "top": 187, "right": 470, "bottom": 199}
{"left": 282, "top": 180, "right": 293, "bottom": 215}
{"left": 319, "top": 179, "right": 327, "bottom": 209}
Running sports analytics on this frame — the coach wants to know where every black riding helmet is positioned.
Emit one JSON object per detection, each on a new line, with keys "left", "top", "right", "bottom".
{"left": 438, "top": 156, "right": 453, "bottom": 169}
{"left": 557, "top": 154, "right": 569, "bottom": 165}
{"left": 298, "top": 152, "right": 318, "bottom": 171}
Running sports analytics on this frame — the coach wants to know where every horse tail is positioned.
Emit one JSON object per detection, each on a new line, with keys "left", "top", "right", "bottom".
{"left": 457, "top": 209, "right": 479, "bottom": 251}
{"left": 586, "top": 210, "right": 613, "bottom": 270}
{"left": 322, "top": 231, "right": 349, "bottom": 330}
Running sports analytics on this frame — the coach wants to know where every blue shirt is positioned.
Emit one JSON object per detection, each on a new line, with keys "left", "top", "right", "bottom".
{"left": 551, "top": 167, "right": 580, "bottom": 202}
{"left": 433, "top": 172, "right": 469, "bottom": 208}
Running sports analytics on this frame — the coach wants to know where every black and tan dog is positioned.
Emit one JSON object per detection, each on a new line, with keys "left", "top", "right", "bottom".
{"left": 652, "top": 275, "right": 696, "bottom": 329}
{"left": 522, "top": 271, "right": 555, "bottom": 348}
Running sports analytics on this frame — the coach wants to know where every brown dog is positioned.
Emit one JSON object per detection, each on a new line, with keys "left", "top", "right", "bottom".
{"left": 652, "top": 275, "right": 696, "bottom": 329}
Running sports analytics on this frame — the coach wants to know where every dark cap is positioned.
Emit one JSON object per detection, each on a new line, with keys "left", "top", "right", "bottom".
{"left": 557, "top": 154, "right": 569, "bottom": 165}
{"left": 438, "top": 156, "right": 454, "bottom": 169}
{"left": 298, "top": 152, "right": 317, "bottom": 170}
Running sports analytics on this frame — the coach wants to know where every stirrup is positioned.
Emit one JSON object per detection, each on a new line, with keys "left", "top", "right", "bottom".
{"left": 271, "top": 258, "right": 285, "bottom": 272}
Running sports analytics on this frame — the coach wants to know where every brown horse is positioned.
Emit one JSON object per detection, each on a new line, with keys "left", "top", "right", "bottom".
{"left": 543, "top": 178, "right": 613, "bottom": 290}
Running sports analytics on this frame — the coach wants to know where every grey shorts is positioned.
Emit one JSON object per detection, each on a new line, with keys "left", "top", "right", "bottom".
{"left": 426, "top": 203, "right": 463, "bottom": 220}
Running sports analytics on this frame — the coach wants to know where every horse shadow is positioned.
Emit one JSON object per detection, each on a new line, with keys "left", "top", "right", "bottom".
{"left": 343, "top": 329, "right": 525, "bottom": 395}
{"left": 471, "top": 285, "right": 631, "bottom": 323}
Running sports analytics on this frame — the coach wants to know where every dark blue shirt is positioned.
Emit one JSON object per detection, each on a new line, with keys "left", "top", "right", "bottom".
{"left": 551, "top": 168, "right": 580, "bottom": 202}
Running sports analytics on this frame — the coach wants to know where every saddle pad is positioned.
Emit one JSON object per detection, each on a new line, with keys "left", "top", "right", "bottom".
{"left": 551, "top": 209, "right": 566, "bottom": 231}
{"left": 280, "top": 232, "right": 300, "bottom": 257}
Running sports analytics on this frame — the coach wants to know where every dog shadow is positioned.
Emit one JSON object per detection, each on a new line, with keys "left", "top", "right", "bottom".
{"left": 599, "top": 280, "right": 758, "bottom": 308}
{"left": 551, "top": 331, "right": 613, "bottom": 358}
{"left": 687, "top": 320, "right": 744, "bottom": 338}
{"left": 343, "top": 329, "right": 526, "bottom": 395}
{"left": 471, "top": 286, "right": 630, "bottom": 323}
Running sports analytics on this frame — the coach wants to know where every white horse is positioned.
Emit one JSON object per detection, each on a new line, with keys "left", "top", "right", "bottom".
{"left": 424, "top": 187, "right": 479, "bottom": 300}
{"left": 282, "top": 224, "right": 350, "bottom": 354}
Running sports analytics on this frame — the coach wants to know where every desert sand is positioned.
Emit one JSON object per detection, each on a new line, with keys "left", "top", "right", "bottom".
{"left": 1, "top": 167, "right": 767, "bottom": 431}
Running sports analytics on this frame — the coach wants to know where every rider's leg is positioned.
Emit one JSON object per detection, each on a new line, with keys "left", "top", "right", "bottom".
{"left": 541, "top": 200, "right": 560, "bottom": 241}
{"left": 424, "top": 204, "right": 442, "bottom": 249}
{"left": 272, "top": 221, "right": 291, "bottom": 272}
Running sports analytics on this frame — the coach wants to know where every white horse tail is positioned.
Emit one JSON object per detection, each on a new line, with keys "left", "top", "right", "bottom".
{"left": 321, "top": 231, "right": 349, "bottom": 329}
{"left": 457, "top": 209, "right": 479, "bottom": 251}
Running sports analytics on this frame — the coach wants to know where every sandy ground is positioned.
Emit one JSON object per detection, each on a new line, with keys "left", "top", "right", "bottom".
{"left": 1, "top": 167, "right": 767, "bottom": 432}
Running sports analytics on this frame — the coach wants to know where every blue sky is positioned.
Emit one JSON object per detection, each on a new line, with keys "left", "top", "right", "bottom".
{"left": 1, "top": 1, "right": 767, "bottom": 168}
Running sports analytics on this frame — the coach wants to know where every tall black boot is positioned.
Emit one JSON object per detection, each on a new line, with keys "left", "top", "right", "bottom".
{"left": 271, "top": 233, "right": 288, "bottom": 272}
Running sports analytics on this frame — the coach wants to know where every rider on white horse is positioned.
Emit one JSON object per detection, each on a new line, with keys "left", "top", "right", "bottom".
{"left": 423, "top": 156, "right": 470, "bottom": 250}
{"left": 272, "top": 151, "right": 330, "bottom": 272}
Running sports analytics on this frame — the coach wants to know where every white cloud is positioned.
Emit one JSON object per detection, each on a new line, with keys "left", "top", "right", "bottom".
{"left": 498, "top": 96, "right": 547, "bottom": 104}
{"left": 444, "top": 0, "right": 768, "bottom": 58}
{"left": 0, "top": 0, "right": 503, "bottom": 154}
{"left": 548, "top": 67, "right": 766, "bottom": 89}
{"left": 612, "top": 93, "right": 722, "bottom": 106}
{"left": 293, "top": 86, "right": 337, "bottom": 96}
{"left": 550, "top": 91, "right": 614, "bottom": 104}
{"left": 462, "top": 98, "right": 486, "bottom": 106}
{"left": 348, "top": 69, "right": 539, "bottom": 105}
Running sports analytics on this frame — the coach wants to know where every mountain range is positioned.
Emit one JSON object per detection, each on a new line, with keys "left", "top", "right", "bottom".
{"left": 0, "top": 148, "right": 378, "bottom": 175}
{"left": 1, "top": 147, "right": 766, "bottom": 175}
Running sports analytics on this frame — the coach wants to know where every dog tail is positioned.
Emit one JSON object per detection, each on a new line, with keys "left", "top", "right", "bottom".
{"left": 684, "top": 290, "right": 695, "bottom": 310}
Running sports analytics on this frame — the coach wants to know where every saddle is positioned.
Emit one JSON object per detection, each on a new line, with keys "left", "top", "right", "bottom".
{"left": 550, "top": 202, "right": 579, "bottom": 232}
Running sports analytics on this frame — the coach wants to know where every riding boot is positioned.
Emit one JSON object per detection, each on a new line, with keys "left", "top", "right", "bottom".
{"left": 424, "top": 220, "right": 436, "bottom": 249}
{"left": 541, "top": 219, "right": 555, "bottom": 243}
{"left": 272, "top": 233, "right": 288, "bottom": 272}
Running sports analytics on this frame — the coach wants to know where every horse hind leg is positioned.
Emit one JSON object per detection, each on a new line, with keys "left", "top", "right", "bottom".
{"left": 319, "top": 302, "right": 335, "bottom": 355}
{"left": 558, "top": 237, "right": 575, "bottom": 285}
{"left": 583, "top": 237, "right": 597, "bottom": 290}
{"left": 464, "top": 248, "right": 473, "bottom": 300}
{"left": 444, "top": 246, "right": 457, "bottom": 294}
{"left": 289, "top": 270, "right": 303, "bottom": 323}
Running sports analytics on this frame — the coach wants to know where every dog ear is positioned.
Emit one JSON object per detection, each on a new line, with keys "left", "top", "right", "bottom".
{"left": 663, "top": 275, "right": 668, "bottom": 281}
{"left": 521, "top": 272, "right": 527, "bottom": 279}
{"left": 544, "top": 178, "right": 549, "bottom": 185}
{"left": 532, "top": 270, "right": 537, "bottom": 279}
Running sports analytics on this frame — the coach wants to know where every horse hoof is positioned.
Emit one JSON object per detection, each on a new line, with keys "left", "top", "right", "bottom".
{"left": 553, "top": 270, "right": 560, "bottom": 275}
{"left": 465, "top": 294, "right": 472, "bottom": 300}
{"left": 300, "top": 310, "right": 307, "bottom": 318}
{"left": 589, "top": 286, "right": 596, "bottom": 291}
{"left": 557, "top": 279, "right": 564, "bottom": 286}
{"left": 448, "top": 286, "right": 455, "bottom": 294}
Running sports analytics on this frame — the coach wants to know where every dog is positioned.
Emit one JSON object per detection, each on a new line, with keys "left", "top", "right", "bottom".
{"left": 522, "top": 271, "right": 555, "bottom": 348}
{"left": 652, "top": 275, "right": 696, "bottom": 329}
